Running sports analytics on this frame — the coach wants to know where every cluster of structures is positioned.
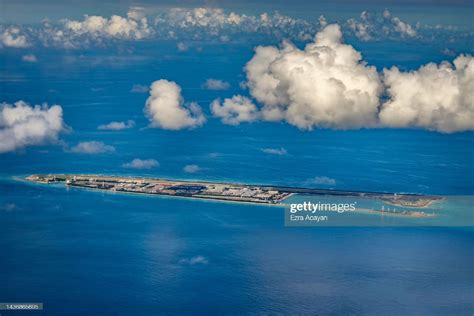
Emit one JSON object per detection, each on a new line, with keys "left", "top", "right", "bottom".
{"left": 26, "top": 174, "right": 290, "bottom": 204}
{"left": 380, "top": 194, "right": 442, "bottom": 208}
{"left": 25, "top": 174, "right": 442, "bottom": 210}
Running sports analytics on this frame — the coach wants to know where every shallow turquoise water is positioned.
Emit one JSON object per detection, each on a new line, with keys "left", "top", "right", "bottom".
{"left": 286, "top": 194, "right": 474, "bottom": 226}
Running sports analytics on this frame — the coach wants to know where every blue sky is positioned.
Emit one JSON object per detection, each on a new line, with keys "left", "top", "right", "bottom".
{"left": 1, "top": 0, "right": 473, "bottom": 28}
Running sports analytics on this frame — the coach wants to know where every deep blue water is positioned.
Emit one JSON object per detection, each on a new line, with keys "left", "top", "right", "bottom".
{"left": 1, "top": 179, "right": 473, "bottom": 315}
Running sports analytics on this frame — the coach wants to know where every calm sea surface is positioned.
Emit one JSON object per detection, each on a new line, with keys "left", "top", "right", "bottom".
{"left": 1, "top": 178, "right": 473, "bottom": 315}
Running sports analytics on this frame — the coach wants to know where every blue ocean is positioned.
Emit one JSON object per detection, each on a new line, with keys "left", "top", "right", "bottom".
{"left": 1, "top": 178, "right": 473, "bottom": 315}
{"left": 1, "top": 38, "right": 473, "bottom": 315}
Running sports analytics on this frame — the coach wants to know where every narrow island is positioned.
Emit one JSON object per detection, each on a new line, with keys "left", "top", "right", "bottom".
{"left": 25, "top": 174, "right": 442, "bottom": 217}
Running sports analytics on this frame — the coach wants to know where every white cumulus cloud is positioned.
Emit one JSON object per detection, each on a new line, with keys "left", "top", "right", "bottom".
{"left": 217, "top": 24, "right": 473, "bottom": 133}
{"left": 69, "top": 141, "right": 115, "bottom": 154}
{"left": 145, "top": 79, "right": 205, "bottom": 130}
{"left": 165, "top": 8, "right": 244, "bottom": 28}
{"left": 210, "top": 95, "right": 259, "bottom": 125}
{"left": 32, "top": 9, "right": 152, "bottom": 49}
{"left": 0, "top": 101, "right": 65, "bottom": 153}
{"left": 244, "top": 24, "right": 383, "bottom": 129}
{"left": 347, "top": 12, "right": 373, "bottom": 41}
{"left": 383, "top": 9, "right": 417, "bottom": 38}
{"left": 97, "top": 120, "right": 135, "bottom": 130}
{"left": 0, "top": 27, "right": 31, "bottom": 48}
{"left": 0, "top": 7, "right": 464, "bottom": 50}
{"left": 380, "top": 54, "right": 474, "bottom": 133}
{"left": 63, "top": 13, "right": 152, "bottom": 40}
{"left": 122, "top": 158, "right": 159, "bottom": 169}
{"left": 202, "top": 78, "right": 230, "bottom": 90}
{"left": 153, "top": 8, "right": 317, "bottom": 42}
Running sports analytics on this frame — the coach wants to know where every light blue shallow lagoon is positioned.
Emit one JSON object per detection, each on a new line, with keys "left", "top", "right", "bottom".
{"left": 1, "top": 178, "right": 473, "bottom": 315}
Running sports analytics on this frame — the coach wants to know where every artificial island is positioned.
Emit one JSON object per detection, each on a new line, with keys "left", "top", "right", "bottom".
{"left": 25, "top": 174, "right": 441, "bottom": 217}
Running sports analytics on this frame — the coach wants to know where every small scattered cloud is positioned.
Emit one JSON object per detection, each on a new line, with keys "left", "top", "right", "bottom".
{"left": 22, "top": 54, "right": 38, "bottom": 63}
{"left": 202, "top": 78, "right": 230, "bottom": 90}
{"left": 161, "top": 8, "right": 316, "bottom": 42}
{"left": 0, "top": 27, "right": 30, "bottom": 48}
{"left": 98, "top": 120, "right": 135, "bottom": 130}
{"left": 441, "top": 48, "right": 456, "bottom": 56}
{"left": 306, "top": 176, "right": 337, "bottom": 186}
{"left": 210, "top": 95, "right": 259, "bottom": 125}
{"left": 127, "top": 6, "right": 146, "bottom": 20}
{"left": 130, "top": 84, "right": 149, "bottom": 93}
{"left": 122, "top": 158, "right": 159, "bottom": 169}
{"left": 261, "top": 147, "right": 287, "bottom": 155}
{"left": 145, "top": 79, "right": 206, "bottom": 130}
{"left": 183, "top": 164, "right": 201, "bottom": 173}
{"left": 347, "top": 10, "right": 417, "bottom": 42}
{"left": 318, "top": 15, "right": 328, "bottom": 28}
{"left": 385, "top": 10, "right": 417, "bottom": 38}
{"left": 63, "top": 13, "right": 152, "bottom": 40}
{"left": 177, "top": 41, "right": 188, "bottom": 51}
{"left": 219, "top": 35, "right": 230, "bottom": 42}
{"left": 69, "top": 141, "right": 115, "bottom": 154}
{"left": 0, "top": 100, "right": 65, "bottom": 153}
{"left": 179, "top": 255, "right": 208, "bottom": 265}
